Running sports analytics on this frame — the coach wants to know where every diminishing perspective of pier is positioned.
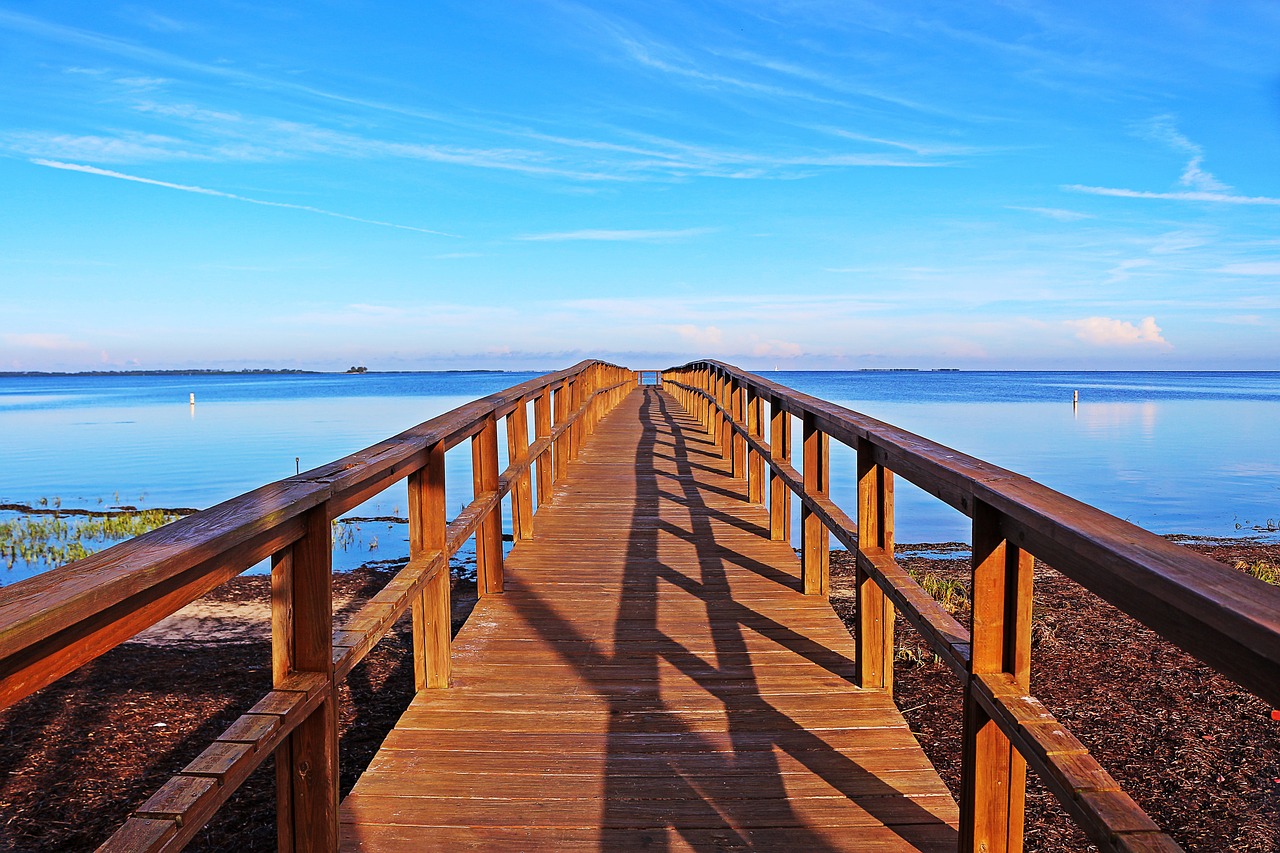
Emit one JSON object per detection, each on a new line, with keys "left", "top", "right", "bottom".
{"left": 340, "top": 387, "right": 958, "bottom": 851}
{"left": 1, "top": 359, "right": 1276, "bottom": 852}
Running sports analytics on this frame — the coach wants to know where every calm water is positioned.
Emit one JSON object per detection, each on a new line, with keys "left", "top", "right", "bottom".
{"left": 2, "top": 370, "right": 1278, "bottom": 583}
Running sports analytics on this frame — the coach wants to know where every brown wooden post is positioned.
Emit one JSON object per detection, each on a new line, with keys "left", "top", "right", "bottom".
{"left": 569, "top": 377, "right": 584, "bottom": 460}
{"left": 801, "top": 413, "right": 829, "bottom": 596}
{"left": 960, "top": 500, "right": 1033, "bottom": 853}
{"left": 856, "top": 438, "right": 896, "bottom": 693}
{"left": 553, "top": 383, "right": 570, "bottom": 484}
{"left": 747, "top": 390, "right": 765, "bottom": 505}
{"left": 473, "top": 415, "right": 504, "bottom": 596}
{"left": 505, "top": 400, "right": 534, "bottom": 541}
{"left": 769, "top": 399, "right": 791, "bottom": 542}
{"left": 706, "top": 368, "right": 715, "bottom": 434}
{"left": 271, "top": 505, "right": 338, "bottom": 852}
{"left": 700, "top": 368, "right": 712, "bottom": 432}
{"left": 534, "top": 389, "right": 553, "bottom": 510}
{"left": 731, "top": 379, "right": 747, "bottom": 479}
{"left": 715, "top": 372, "right": 730, "bottom": 458}
{"left": 409, "top": 442, "right": 449, "bottom": 689}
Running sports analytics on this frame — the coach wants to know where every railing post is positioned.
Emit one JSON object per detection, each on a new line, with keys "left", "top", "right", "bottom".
{"left": 769, "top": 399, "right": 791, "bottom": 542}
{"left": 271, "top": 505, "right": 338, "bottom": 852}
{"left": 747, "top": 390, "right": 765, "bottom": 505}
{"left": 721, "top": 368, "right": 732, "bottom": 458}
{"left": 731, "top": 379, "right": 747, "bottom": 479}
{"left": 553, "top": 383, "right": 570, "bottom": 483}
{"left": 856, "top": 438, "right": 896, "bottom": 693}
{"left": 410, "top": 442, "right": 450, "bottom": 689}
{"left": 960, "top": 500, "right": 1033, "bottom": 853}
{"left": 505, "top": 400, "right": 534, "bottom": 541}
{"left": 473, "top": 415, "right": 504, "bottom": 596}
{"left": 801, "top": 413, "right": 829, "bottom": 596}
{"left": 568, "top": 377, "right": 583, "bottom": 460}
{"left": 534, "top": 388, "right": 553, "bottom": 510}
{"left": 700, "top": 369, "right": 712, "bottom": 432}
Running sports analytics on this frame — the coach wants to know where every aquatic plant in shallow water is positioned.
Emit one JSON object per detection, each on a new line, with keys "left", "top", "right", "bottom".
{"left": 0, "top": 509, "right": 182, "bottom": 570}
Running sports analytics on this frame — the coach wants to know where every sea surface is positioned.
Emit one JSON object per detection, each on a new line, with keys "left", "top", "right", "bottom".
{"left": 2, "top": 370, "right": 1278, "bottom": 584}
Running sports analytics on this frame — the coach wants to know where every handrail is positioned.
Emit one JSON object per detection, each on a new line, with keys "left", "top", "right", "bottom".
{"left": 663, "top": 360, "right": 1280, "bottom": 853}
{"left": 0, "top": 359, "right": 637, "bottom": 851}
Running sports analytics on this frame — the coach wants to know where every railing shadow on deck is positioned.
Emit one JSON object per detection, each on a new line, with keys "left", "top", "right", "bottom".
{"left": 0, "top": 359, "right": 637, "bottom": 851}
{"left": 496, "top": 388, "right": 957, "bottom": 850}
{"left": 664, "top": 360, "right": 1280, "bottom": 853}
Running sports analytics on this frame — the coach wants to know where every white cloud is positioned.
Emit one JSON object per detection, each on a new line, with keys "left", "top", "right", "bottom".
{"left": 1066, "top": 184, "right": 1280, "bottom": 206}
{"left": 1067, "top": 316, "right": 1171, "bottom": 348}
{"left": 671, "top": 324, "right": 724, "bottom": 348}
{"left": 1066, "top": 119, "right": 1277, "bottom": 206}
{"left": 517, "top": 227, "right": 714, "bottom": 242}
{"left": 3, "top": 131, "right": 209, "bottom": 163}
{"left": 2, "top": 333, "right": 88, "bottom": 350}
{"left": 750, "top": 339, "right": 803, "bottom": 358}
{"left": 1008, "top": 206, "right": 1094, "bottom": 221}
{"left": 30, "top": 159, "right": 459, "bottom": 236}
{"left": 1217, "top": 262, "right": 1280, "bottom": 275}
{"left": 1142, "top": 116, "right": 1230, "bottom": 192}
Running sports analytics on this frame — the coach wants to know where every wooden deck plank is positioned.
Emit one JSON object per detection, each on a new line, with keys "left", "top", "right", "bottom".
{"left": 340, "top": 387, "right": 958, "bottom": 851}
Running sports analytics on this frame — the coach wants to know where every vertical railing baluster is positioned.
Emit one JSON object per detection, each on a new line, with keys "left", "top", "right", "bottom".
{"left": 747, "top": 389, "right": 765, "bottom": 505}
{"left": 700, "top": 369, "right": 711, "bottom": 432}
{"left": 731, "top": 379, "right": 747, "bottom": 479}
{"left": 410, "top": 442, "right": 450, "bottom": 689}
{"left": 716, "top": 372, "right": 730, "bottom": 459}
{"left": 271, "top": 505, "right": 338, "bottom": 852}
{"left": 856, "top": 438, "right": 896, "bottom": 693}
{"left": 473, "top": 415, "right": 504, "bottom": 596}
{"left": 554, "top": 383, "right": 570, "bottom": 484}
{"left": 569, "top": 377, "right": 583, "bottom": 460}
{"left": 960, "top": 500, "right": 1033, "bottom": 853}
{"left": 506, "top": 399, "right": 534, "bottom": 541}
{"left": 801, "top": 413, "right": 829, "bottom": 596}
{"left": 534, "top": 389, "right": 553, "bottom": 510}
{"left": 769, "top": 398, "right": 791, "bottom": 542}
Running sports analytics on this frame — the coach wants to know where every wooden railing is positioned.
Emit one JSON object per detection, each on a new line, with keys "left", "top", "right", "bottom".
{"left": 663, "top": 360, "right": 1280, "bottom": 853}
{"left": 0, "top": 360, "right": 636, "bottom": 851}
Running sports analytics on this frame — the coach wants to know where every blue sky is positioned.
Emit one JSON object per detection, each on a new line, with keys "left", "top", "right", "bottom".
{"left": 2, "top": 2, "right": 1279, "bottom": 371}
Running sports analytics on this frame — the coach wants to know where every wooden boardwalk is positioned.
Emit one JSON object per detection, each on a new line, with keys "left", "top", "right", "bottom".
{"left": 340, "top": 387, "right": 959, "bottom": 851}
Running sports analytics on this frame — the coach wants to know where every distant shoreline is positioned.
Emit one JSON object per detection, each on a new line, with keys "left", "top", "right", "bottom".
{"left": 0, "top": 368, "right": 515, "bottom": 377}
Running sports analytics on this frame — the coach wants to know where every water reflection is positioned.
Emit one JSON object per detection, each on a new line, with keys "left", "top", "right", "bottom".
{"left": 2, "top": 371, "right": 1279, "bottom": 584}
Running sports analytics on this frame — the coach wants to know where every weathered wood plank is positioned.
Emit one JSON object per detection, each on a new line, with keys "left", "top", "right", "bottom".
{"left": 340, "top": 387, "right": 957, "bottom": 851}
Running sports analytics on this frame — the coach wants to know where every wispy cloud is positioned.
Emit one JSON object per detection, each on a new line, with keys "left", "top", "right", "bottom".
{"left": 31, "top": 159, "right": 460, "bottom": 236}
{"left": 1066, "top": 184, "right": 1280, "bottom": 206}
{"left": 1008, "top": 206, "right": 1093, "bottom": 221}
{"left": 2, "top": 333, "right": 89, "bottom": 351}
{"left": 1065, "top": 118, "right": 1279, "bottom": 206}
{"left": 516, "top": 227, "right": 714, "bottom": 242}
{"left": 1139, "top": 115, "right": 1229, "bottom": 192}
{"left": 1217, "top": 262, "right": 1280, "bottom": 275}
{"left": 1067, "top": 316, "right": 1171, "bottom": 348}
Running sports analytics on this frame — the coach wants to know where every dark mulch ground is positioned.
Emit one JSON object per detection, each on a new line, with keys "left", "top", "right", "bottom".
{"left": 0, "top": 567, "right": 478, "bottom": 852}
{"left": 0, "top": 542, "right": 1276, "bottom": 851}
{"left": 829, "top": 539, "right": 1280, "bottom": 852}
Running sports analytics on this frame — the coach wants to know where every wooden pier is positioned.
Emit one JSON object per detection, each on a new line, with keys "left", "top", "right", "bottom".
{"left": 341, "top": 387, "right": 957, "bottom": 851}
{"left": 1, "top": 359, "right": 1277, "bottom": 852}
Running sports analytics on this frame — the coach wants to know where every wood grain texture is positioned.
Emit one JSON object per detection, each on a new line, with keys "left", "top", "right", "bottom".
{"left": 340, "top": 387, "right": 957, "bottom": 852}
{"left": 664, "top": 360, "right": 1280, "bottom": 711}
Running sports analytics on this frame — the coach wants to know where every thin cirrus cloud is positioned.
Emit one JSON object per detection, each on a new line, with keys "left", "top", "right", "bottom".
{"left": 1007, "top": 205, "right": 1094, "bottom": 221}
{"left": 516, "top": 227, "right": 715, "bottom": 242}
{"left": 1217, "top": 262, "right": 1280, "bottom": 275}
{"left": 1066, "top": 184, "right": 1280, "bottom": 206}
{"left": 30, "top": 159, "right": 460, "bottom": 236}
{"left": 1064, "top": 118, "right": 1280, "bottom": 207}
